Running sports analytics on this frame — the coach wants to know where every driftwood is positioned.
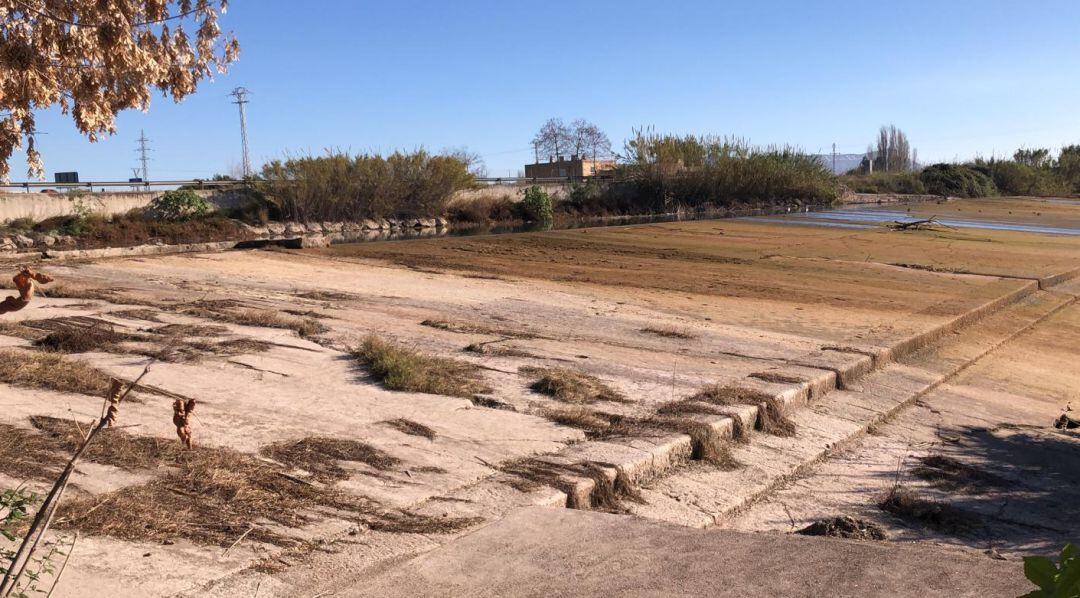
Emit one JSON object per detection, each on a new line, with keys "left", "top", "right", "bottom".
{"left": 889, "top": 215, "right": 952, "bottom": 231}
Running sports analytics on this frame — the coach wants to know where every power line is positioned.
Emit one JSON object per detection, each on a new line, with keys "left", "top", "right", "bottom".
{"left": 230, "top": 87, "right": 252, "bottom": 178}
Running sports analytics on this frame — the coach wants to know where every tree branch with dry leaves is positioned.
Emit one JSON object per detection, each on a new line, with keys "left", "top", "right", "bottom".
{"left": 0, "top": 0, "right": 240, "bottom": 181}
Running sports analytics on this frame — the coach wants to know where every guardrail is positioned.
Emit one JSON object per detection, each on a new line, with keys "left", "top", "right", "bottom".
{"left": 0, "top": 179, "right": 246, "bottom": 192}
{"left": 0, "top": 175, "right": 615, "bottom": 192}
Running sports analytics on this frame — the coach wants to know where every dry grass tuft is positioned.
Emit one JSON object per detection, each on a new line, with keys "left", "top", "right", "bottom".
{"left": 110, "top": 309, "right": 164, "bottom": 322}
{"left": 911, "top": 455, "right": 1013, "bottom": 494}
{"left": 352, "top": 335, "right": 491, "bottom": 398}
{"left": 421, "top": 318, "right": 538, "bottom": 339}
{"left": 262, "top": 436, "right": 400, "bottom": 483}
{"left": 11, "top": 417, "right": 471, "bottom": 547}
{"left": 688, "top": 384, "right": 796, "bottom": 437}
{"left": 153, "top": 323, "right": 230, "bottom": 337}
{"left": 463, "top": 342, "right": 538, "bottom": 358}
{"left": 56, "top": 448, "right": 378, "bottom": 548}
{"left": 797, "top": 516, "right": 888, "bottom": 541}
{"left": 749, "top": 371, "right": 808, "bottom": 384}
{"left": 295, "top": 290, "right": 360, "bottom": 302}
{"left": 381, "top": 418, "right": 437, "bottom": 440}
{"left": 362, "top": 510, "right": 483, "bottom": 534}
{"left": 540, "top": 405, "right": 618, "bottom": 437}
{"left": 647, "top": 416, "right": 741, "bottom": 469}
{"left": 0, "top": 349, "right": 114, "bottom": 397}
{"left": 33, "top": 325, "right": 133, "bottom": 353}
{"left": 0, "top": 422, "right": 70, "bottom": 481}
{"left": 523, "top": 366, "right": 628, "bottom": 404}
{"left": 640, "top": 325, "right": 697, "bottom": 340}
{"left": 172, "top": 301, "right": 328, "bottom": 339}
{"left": 498, "top": 458, "right": 643, "bottom": 512}
{"left": 878, "top": 485, "right": 981, "bottom": 533}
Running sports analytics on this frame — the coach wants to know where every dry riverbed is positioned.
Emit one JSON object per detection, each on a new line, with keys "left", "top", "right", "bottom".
{"left": 0, "top": 196, "right": 1077, "bottom": 597}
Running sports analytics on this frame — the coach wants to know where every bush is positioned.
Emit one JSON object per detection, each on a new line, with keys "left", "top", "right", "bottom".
{"left": 148, "top": 189, "right": 212, "bottom": 221}
{"left": 596, "top": 131, "right": 839, "bottom": 215}
{"left": 919, "top": 164, "right": 998, "bottom": 198}
{"left": 259, "top": 150, "right": 476, "bottom": 222}
{"left": 840, "top": 171, "right": 927, "bottom": 195}
{"left": 446, "top": 194, "right": 515, "bottom": 225}
{"left": 516, "top": 185, "right": 553, "bottom": 223}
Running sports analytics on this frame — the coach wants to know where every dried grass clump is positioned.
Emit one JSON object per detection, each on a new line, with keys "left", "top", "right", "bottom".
{"left": 295, "top": 290, "right": 360, "bottom": 302}
{"left": 362, "top": 510, "right": 483, "bottom": 534}
{"left": 878, "top": 485, "right": 981, "bottom": 533}
{"left": 640, "top": 326, "right": 697, "bottom": 340}
{"left": 32, "top": 326, "right": 133, "bottom": 353}
{"left": 688, "top": 384, "right": 796, "bottom": 437}
{"left": 30, "top": 416, "right": 182, "bottom": 470}
{"left": 421, "top": 319, "right": 538, "bottom": 339}
{"left": 647, "top": 416, "right": 741, "bottom": 470}
{"left": 0, "top": 422, "right": 70, "bottom": 481}
{"left": 655, "top": 400, "right": 749, "bottom": 442}
{"left": 523, "top": 366, "right": 627, "bottom": 404}
{"left": 749, "top": 371, "right": 808, "bottom": 385}
{"left": 381, "top": 418, "right": 437, "bottom": 440}
{"left": 152, "top": 323, "right": 230, "bottom": 337}
{"left": 110, "top": 309, "right": 164, "bottom": 322}
{"left": 0, "top": 349, "right": 113, "bottom": 397}
{"left": 262, "top": 437, "right": 400, "bottom": 483}
{"left": 498, "top": 458, "right": 644, "bottom": 513}
{"left": 172, "top": 301, "right": 328, "bottom": 339}
{"left": 55, "top": 446, "right": 378, "bottom": 548}
{"left": 463, "top": 342, "right": 538, "bottom": 358}
{"left": 911, "top": 455, "right": 1013, "bottom": 494}
{"left": 352, "top": 335, "right": 491, "bottom": 398}
{"left": 797, "top": 516, "right": 887, "bottom": 541}
{"left": 40, "top": 285, "right": 116, "bottom": 301}
{"left": 541, "top": 406, "right": 618, "bottom": 437}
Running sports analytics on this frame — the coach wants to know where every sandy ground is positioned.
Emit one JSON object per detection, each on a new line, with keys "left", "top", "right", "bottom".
{"left": 0, "top": 199, "right": 1077, "bottom": 596}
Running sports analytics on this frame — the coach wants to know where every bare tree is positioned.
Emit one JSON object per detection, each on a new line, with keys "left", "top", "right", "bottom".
{"left": 442, "top": 146, "right": 487, "bottom": 177}
{"left": 532, "top": 118, "right": 572, "bottom": 161}
{"left": 873, "top": 125, "right": 913, "bottom": 172}
{"left": 570, "top": 119, "right": 612, "bottom": 160}
{"left": 0, "top": 1, "right": 239, "bottom": 180}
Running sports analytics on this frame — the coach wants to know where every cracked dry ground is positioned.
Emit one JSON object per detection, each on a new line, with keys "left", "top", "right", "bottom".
{"left": 1, "top": 197, "right": 1078, "bottom": 597}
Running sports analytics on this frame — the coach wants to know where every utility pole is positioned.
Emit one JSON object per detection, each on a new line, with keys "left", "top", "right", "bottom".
{"left": 136, "top": 130, "right": 151, "bottom": 186}
{"left": 230, "top": 87, "right": 252, "bottom": 178}
{"left": 831, "top": 143, "right": 836, "bottom": 174}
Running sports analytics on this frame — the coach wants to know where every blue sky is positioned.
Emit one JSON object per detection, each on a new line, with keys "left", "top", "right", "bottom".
{"left": 11, "top": 0, "right": 1080, "bottom": 181}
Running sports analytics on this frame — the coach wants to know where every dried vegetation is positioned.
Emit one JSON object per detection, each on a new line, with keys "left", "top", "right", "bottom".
{"left": 352, "top": 335, "right": 491, "bottom": 398}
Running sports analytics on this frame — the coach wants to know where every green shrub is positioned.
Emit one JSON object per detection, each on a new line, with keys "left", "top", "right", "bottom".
{"left": 982, "top": 161, "right": 1068, "bottom": 196}
{"left": 598, "top": 131, "right": 839, "bottom": 214}
{"left": 1023, "top": 543, "right": 1079, "bottom": 597}
{"left": 259, "top": 150, "right": 476, "bottom": 222}
{"left": 517, "top": 185, "right": 553, "bottom": 223}
{"left": 148, "top": 189, "right": 212, "bottom": 221}
{"left": 919, "top": 164, "right": 998, "bottom": 198}
{"left": 840, "top": 171, "right": 927, "bottom": 195}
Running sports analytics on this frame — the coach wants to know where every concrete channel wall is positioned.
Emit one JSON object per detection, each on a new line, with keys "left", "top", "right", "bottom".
{"left": 0, "top": 189, "right": 252, "bottom": 223}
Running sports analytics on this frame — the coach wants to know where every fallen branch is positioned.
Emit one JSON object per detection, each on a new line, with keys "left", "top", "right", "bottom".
{"left": 889, "top": 215, "right": 952, "bottom": 231}
{"left": 0, "top": 365, "right": 151, "bottom": 598}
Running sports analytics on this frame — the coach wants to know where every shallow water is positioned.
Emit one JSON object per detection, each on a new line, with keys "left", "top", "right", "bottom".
{"left": 326, "top": 204, "right": 838, "bottom": 246}
{"left": 768, "top": 208, "right": 1080, "bottom": 236}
